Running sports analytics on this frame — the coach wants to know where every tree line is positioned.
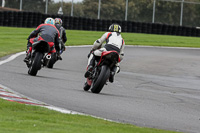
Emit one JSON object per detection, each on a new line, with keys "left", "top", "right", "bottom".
{"left": 3, "top": 0, "right": 200, "bottom": 27}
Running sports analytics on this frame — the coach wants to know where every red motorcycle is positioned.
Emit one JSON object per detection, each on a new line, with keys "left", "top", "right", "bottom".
{"left": 83, "top": 50, "right": 120, "bottom": 93}
{"left": 25, "top": 40, "right": 51, "bottom": 76}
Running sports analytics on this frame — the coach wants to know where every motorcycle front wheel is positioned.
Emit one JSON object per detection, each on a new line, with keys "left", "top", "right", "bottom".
{"left": 91, "top": 65, "right": 110, "bottom": 94}
{"left": 28, "top": 52, "right": 43, "bottom": 76}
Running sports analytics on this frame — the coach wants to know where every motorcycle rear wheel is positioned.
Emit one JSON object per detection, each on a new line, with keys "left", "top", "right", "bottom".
{"left": 28, "top": 52, "right": 43, "bottom": 76}
{"left": 91, "top": 65, "right": 110, "bottom": 93}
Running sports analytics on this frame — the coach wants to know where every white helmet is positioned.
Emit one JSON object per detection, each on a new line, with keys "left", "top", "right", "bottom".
{"left": 44, "top": 17, "right": 55, "bottom": 25}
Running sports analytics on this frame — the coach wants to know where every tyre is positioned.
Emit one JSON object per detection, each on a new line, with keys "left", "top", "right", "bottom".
{"left": 91, "top": 65, "right": 110, "bottom": 93}
{"left": 47, "top": 53, "right": 57, "bottom": 68}
{"left": 83, "top": 82, "right": 91, "bottom": 91}
{"left": 28, "top": 52, "right": 43, "bottom": 76}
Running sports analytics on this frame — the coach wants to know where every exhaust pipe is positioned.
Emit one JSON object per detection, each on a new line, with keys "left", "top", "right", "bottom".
{"left": 46, "top": 55, "right": 51, "bottom": 60}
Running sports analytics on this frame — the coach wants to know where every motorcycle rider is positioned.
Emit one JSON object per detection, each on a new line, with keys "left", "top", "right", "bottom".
{"left": 23, "top": 17, "right": 60, "bottom": 62}
{"left": 84, "top": 23, "right": 125, "bottom": 83}
{"left": 54, "top": 18, "right": 67, "bottom": 60}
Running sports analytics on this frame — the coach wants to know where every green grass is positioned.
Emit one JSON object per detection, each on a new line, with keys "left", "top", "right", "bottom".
{"left": 63, "top": 28, "right": 200, "bottom": 47}
{"left": 1, "top": 26, "right": 200, "bottom": 57}
{"left": 123, "top": 32, "right": 200, "bottom": 47}
{"left": 0, "top": 27, "right": 29, "bottom": 57}
{"left": 0, "top": 99, "right": 179, "bottom": 133}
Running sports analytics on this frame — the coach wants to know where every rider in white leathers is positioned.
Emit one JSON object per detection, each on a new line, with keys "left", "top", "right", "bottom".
{"left": 85, "top": 23, "right": 125, "bottom": 82}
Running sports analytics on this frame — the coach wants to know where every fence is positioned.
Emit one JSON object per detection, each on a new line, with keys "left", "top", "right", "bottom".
{"left": 0, "top": 11, "right": 200, "bottom": 37}
{"left": 1, "top": 0, "right": 200, "bottom": 27}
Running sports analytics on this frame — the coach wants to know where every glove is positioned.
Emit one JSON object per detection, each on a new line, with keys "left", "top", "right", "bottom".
{"left": 59, "top": 50, "right": 63, "bottom": 54}
{"left": 61, "top": 44, "right": 66, "bottom": 51}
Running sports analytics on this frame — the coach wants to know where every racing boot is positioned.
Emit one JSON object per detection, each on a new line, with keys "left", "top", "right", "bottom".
{"left": 84, "top": 65, "right": 93, "bottom": 78}
{"left": 84, "top": 53, "right": 95, "bottom": 78}
{"left": 109, "top": 66, "right": 118, "bottom": 83}
{"left": 23, "top": 47, "right": 32, "bottom": 62}
{"left": 57, "top": 54, "right": 62, "bottom": 60}
{"left": 109, "top": 71, "right": 115, "bottom": 83}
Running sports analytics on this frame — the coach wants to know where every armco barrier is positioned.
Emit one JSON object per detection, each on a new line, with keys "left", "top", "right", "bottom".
{"left": 127, "top": 21, "right": 132, "bottom": 32}
{"left": 0, "top": 11, "right": 200, "bottom": 37}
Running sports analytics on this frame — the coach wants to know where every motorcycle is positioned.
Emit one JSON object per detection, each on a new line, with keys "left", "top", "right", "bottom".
{"left": 83, "top": 50, "right": 120, "bottom": 93}
{"left": 25, "top": 40, "right": 51, "bottom": 76}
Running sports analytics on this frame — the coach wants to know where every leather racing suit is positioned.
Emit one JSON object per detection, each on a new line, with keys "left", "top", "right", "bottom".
{"left": 86, "top": 31, "right": 125, "bottom": 82}
{"left": 87, "top": 31, "right": 125, "bottom": 67}
{"left": 26, "top": 23, "right": 60, "bottom": 55}
{"left": 55, "top": 23, "right": 67, "bottom": 54}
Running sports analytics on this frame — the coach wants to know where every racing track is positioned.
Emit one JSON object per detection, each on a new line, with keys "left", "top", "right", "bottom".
{"left": 0, "top": 46, "right": 200, "bottom": 133}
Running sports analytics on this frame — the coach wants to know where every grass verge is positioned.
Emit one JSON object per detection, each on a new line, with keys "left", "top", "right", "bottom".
{"left": 0, "top": 99, "right": 179, "bottom": 133}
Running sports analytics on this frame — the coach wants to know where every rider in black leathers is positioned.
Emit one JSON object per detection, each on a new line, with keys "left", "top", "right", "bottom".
{"left": 23, "top": 17, "right": 60, "bottom": 62}
{"left": 54, "top": 18, "right": 67, "bottom": 60}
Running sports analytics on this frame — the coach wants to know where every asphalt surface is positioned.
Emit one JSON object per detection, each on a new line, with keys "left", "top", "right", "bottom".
{"left": 0, "top": 46, "right": 200, "bottom": 133}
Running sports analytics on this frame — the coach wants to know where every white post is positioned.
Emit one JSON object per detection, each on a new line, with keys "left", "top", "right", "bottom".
{"left": 20, "top": 0, "right": 22, "bottom": 11}
{"left": 98, "top": 0, "right": 101, "bottom": 19}
{"left": 2, "top": 0, "right": 5, "bottom": 7}
{"left": 180, "top": 0, "right": 184, "bottom": 26}
{"left": 152, "top": 0, "right": 156, "bottom": 23}
{"left": 125, "top": 0, "right": 128, "bottom": 21}
{"left": 61, "top": 0, "right": 63, "bottom": 10}
{"left": 71, "top": 0, "right": 74, "bottom": 16}
{"left": 45, "top": 0, "right": 48, "bottom": 14}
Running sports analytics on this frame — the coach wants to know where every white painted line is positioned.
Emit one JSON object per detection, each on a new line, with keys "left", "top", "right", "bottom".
{"left": 125, "top": 45, "right": 200, "bottom": 49}
{"left": 0, "top": 51, "right": 25, "bottom": 65}
{"left": 0, "top": 46, "right": 91, "bottom": 66}
{"left": 0, "top": 83, "right": 81, "bottom": 114}
{"left": 66, "top": 45, "right": 200, "bottom": 50}
{"left": 0, "top": 83, "right": 116, "bottom": 122}
{"left": 45, "top": 106, "right": 83, "bottom": 115}
{"left": 66, "top": 45, "right": 92, "bottom": 48}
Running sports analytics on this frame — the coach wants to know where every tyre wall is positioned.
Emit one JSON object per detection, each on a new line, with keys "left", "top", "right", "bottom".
{"left": 0, "top": 11, "right": 200, "bottom": 37}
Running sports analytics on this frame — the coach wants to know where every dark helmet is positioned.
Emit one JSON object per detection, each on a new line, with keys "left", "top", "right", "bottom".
{"left": 55, "top": 18, "right": 63, "bottom": 25}
{"left": 108, "top": 23, "right": 122, "bottom": 33}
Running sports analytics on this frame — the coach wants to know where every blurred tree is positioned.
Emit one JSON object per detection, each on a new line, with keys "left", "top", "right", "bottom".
{"left": 4, "top": 0, "right": 200, "bottom": 27}
{"left": 48, "top": 1, "right": 83, "bottom": 16}
{"left": 82, "top": 0, "right": 98, "bottom": 19}
{"left": 4, "top": 0, "right": 53, "bottom": 13}
{"left": 182, "top": 1, "right": 200, "bottom": 26}
{"left": 81, "top": 0, "right": 126, "bottom": 20}
{"left": 127, "top": 0, "right": 153, "bottom": 22}
{"left": 101, "top": 0, "right": 125, "bottom": 20}
{"left": 155, "top": 1, "right": 181, "bottom": 25}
